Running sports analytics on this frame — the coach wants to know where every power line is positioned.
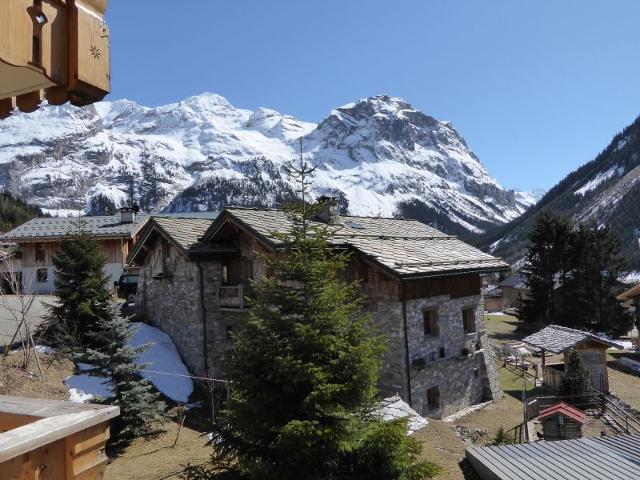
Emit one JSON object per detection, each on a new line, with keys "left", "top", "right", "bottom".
{"left": 139, "top": 368, "right": 232, "bottom": 384}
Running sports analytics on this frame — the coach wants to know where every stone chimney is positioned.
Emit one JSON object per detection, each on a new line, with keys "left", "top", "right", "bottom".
{"left": 314, "top": 196, "right": 340, "bottom": 224}
{"left": 119, "top": 206, "right": 137, "bottom": 224}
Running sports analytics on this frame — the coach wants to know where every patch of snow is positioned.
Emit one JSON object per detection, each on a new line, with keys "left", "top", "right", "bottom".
{"left": 375, "top": 394, "right": 428, "bottom": 435}
{"left": 615, "top": 137, "right": 628, "bottom": 151}
{"left": 575, "top": 166, "right": 622, "bottom": 196}
{"left": 65, "top": 323, "right": 193, "bottom": 404}
{"left": 34, "top": 345, "right": 56, "bottom": 355}
{"left": 129, "top": 322, "right": 193, "bottom": 403}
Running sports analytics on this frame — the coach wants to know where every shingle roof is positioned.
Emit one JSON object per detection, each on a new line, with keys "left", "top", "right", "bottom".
{"left": 128, "top": 214, "right": 237, "bottom": 263}
{"left": 466, "top": 434, "right": 640, "bottom": 480}
{"left": 499, "top": 274, "right": 526, "bottom": 289}
{"left": 521, "top": 325, "right": 623, "bottom": 353}
{"left": 152, "top": 217, "right": 214, "bottom": 251}
{"left": 2, "top": 215, "right": 146, "bottom": 241}
{"left": 538, "top": 402, "right": 586, "bottom": 424}
{"left": 205, "top": 207, "right": 509, "bottom": 278}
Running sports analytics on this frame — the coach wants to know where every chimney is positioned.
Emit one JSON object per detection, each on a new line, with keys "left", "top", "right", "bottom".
{"left": 119, "top": 206, "right": 137, "bottom": 224}
{"left": 315, "top": 196, "right": 340, "bottom": 224}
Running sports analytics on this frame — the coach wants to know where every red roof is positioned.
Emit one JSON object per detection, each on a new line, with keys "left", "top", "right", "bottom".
{"left": 538, "top": 402, "right": 586, "bottom": 424}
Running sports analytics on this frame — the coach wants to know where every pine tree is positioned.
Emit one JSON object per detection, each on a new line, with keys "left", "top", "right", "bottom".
{"left": 490, "top": 426, "right": 512, "bottom": 446}
{"left": 519, "top": 214, "right": 572, "bottom": 326}
{"left": 210, "top": 152, "right": 439, "bottom": 480}
{"left": 81, "top": 309, "right": 166, "bottom": 441}
{"left": 560, "top": 349, "right": 593, "bottom": 403}
{"left": 41, "top": 222, "right": 114, "bottom": 349}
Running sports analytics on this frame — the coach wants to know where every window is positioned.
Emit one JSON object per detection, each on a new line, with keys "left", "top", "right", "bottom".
{"left": 221, "top": 265, "right": 229, "bottom": 285}
{"left": 423, "top": 309, "right": 439, "bottom": 336}
{"left": 36, "top": 268, "right": 48, "bottom": 283}
{"left": 439, "top": 347, "right": 446, "bottom": 358}
{"left": 428, "top": 352, "right": 437, "bottom": 362}
{"left": 35, "top": 243, "right": 45, "bottom": 263}
{"left": 463, "top": 308, "right": 476, "bottom": 333}
{"left": 426, "top": 386, "right": 440, "bottom": 411}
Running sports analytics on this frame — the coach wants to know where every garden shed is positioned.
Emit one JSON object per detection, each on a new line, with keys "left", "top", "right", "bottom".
{"left": 538, "top": 401, "right": 585, "bottom": 440}
{"left": 522, "top": 325, "right": 622, "bottom": 393}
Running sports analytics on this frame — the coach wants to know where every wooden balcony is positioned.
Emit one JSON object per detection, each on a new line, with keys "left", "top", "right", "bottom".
{"left": 0, "top": 394, "right": 119, "bottom": 479}
{"left": 0, "top": 0, "right": 110, "bottom": 118}
{"left": 219, "top": 284, "right": 245, "bottom": 309}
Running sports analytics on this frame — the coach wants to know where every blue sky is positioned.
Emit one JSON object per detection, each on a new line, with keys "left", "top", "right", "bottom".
{"left": 106, "top": 1, "right": 640, "bottom": 191}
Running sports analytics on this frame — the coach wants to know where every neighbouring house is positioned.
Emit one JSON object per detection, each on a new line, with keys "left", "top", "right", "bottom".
{"left": 618, "top": 283, "right": 640, "bottom": 347}
{"left": 0, "top": 209, "right": 145, "bottom": 294}
{"left": 483, "top": 286, "right": 503, "bottom": 313}
{"left": 130, "top": 200, "right": 510, "bottom": 418}
{"left": 466, "top": 434, "right": 640, "bottom": 480}
{"left": 498, "top": 273, "right": 527, "bottom": 310}
{"left": 522, "top": 325, "right": 622, "bottom": 393}
{"left": 538, "top": 402, "right": 585, "bottom": 441}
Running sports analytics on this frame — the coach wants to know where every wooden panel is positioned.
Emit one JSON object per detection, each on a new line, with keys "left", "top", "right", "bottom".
{"left": 404, "top": 273, "right": 481, "bottom": 301}
{"left": 0, "top": 0, "right": 33, "bottom": 67}
{"left": 0, "top": 438, "right": 66, "bottom": 480}
{"left": 0, "top": 413, "right": 39, "bottom": 433}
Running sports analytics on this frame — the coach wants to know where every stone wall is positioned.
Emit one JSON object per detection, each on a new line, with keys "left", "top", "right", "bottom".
{"left": 366, "top": 299, "right": 409, "bottom": 400}
{"left": 404, "top": 294, "right": 502, "bottom": 418}
{"left": 137, "top": 245, "right": 217, "bottom": 377}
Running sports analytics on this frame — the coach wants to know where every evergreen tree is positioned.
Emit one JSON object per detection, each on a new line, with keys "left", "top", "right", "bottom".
{"left": 41, "top": 222, "right": 114, "bottom": 349}
{"left": 210, "top": 156, "right": 439, "bottom": 480}
{"left": 560, "top": 349, "right": 593, "bottom": 403}
{"left": 519, "top": 214, "right": 572, "bottom": 326}
{"left": 489, "top": 426, "right": 512, "bottom": 446}
{"left": 520, "top": 214, "right": 631, "bottom": 336}
{"left": 81, "top": 310, "right": 166, "bottom": 441}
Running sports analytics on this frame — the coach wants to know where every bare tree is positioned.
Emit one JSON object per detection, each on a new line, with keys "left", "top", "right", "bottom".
{"left": 0, "top": 254, "right": 45, "bottom": 380}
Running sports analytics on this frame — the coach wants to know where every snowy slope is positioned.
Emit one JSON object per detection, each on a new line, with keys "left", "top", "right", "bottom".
{"left": 480, "top": 114, "right": 640, "bottom": 268}
{"left": 0, "top": 93, "right": 534, "bottom": 235}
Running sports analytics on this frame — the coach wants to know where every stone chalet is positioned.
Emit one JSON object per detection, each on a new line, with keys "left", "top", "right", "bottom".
{"left": 0, "top": 209, "right": 145, "bottom": 294}
{"left": 129, "top": 201, "right": 510, "bottom": 418}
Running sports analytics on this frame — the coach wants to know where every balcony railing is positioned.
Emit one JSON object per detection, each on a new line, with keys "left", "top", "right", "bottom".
{"left": 219, "top": 284, "right": 244, "bottom": 309}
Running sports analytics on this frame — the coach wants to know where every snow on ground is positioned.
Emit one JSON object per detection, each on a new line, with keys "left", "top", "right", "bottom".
{"left": 575, "top": 165, "right": 623, "bottom": 195}
{"left": 621, "top": 271, "right": 640, "bottom": 284}
{"left": 130, "top": 322, "right": 193, "bottom": 403}
{"left": 65, "top": 323, "right": 193, "bottom": 404}
{"left": 375, "top": 394, "right": 428, "bottom": 435}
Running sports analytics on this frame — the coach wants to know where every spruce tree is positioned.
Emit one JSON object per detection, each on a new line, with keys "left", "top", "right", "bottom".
{"left": 560, "top": 349, "right": 593, "bottom": 403}
{"left": 211, "top": 156, "right": 439, "bottom": 480}
{"left": 41, "top": 222, "right": 114, "bottom": 349}
{"left": 81, "top": 309, "right": 166, "bottom": 441}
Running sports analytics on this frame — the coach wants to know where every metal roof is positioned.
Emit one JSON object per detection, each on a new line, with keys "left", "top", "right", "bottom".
{"left": 538, "top": 402, "right": 586, "bottom": 424}
{"left": 204, "top": 207, "right": 510, "bottom": 278}
{"left": 466, "top": 434, "right": 640, "bottom": 480}
{"left": 521, "top": 325, "right": 623, "bottom": 353}
{"left": 1, "top": 214, "right": 146, "bottom": 241}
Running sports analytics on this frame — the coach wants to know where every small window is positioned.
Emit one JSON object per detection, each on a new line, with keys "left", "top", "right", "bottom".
{"left": 221, "top": 265, "right": 229, "bottom": 285}
{"left": 426, "top": 386, "right": 440, "bottom": 411}
{"left": 463, "top": 308, "right": 476, "bottom": 333}
{"left": 36, "top": 268, "right": 48, "bottom": 283}
{"left": 428, "top": 352, "right": 437, "bottom": 362}
{"left": 439, "top": 347, "right": 446, "bottom": 358}
{"left": 35, "top": 243, "right": 45, "bottom": 263}
{"left": 423, "top": 309, "right": 439, "bottom": 336}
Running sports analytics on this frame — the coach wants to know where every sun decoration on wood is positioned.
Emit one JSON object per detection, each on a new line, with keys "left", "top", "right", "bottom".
{"left": 90, "top": 45, "right": 101, "bottom": 59}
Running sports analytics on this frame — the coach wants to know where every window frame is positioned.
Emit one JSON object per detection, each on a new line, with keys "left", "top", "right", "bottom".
{"left": 462, "top": 307, "right": 477, "bottom": 334}
{"left": 423, "top": 308, "right": 439, "bottom": 337}
{"left": 36, "top": 268, "right": 48, "bottom": 284}
{"left": 35, "top": 242, "right": 46, "bottom": 263}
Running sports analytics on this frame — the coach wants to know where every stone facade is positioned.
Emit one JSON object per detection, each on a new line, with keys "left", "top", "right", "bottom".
{"left": 136, "top": 230, "right": 502, "bottom": 420}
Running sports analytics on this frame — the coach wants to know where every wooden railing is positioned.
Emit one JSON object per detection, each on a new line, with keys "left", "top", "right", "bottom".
{"left": 219, "top": 285, "right": 244, "bottom": 309}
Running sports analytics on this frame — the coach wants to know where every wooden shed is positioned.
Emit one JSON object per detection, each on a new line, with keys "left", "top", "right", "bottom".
{"left": 522, "top": 325, "right": 622, "bottom": 393}
{"left": 538, "top": 402, "right": 585, "bottom": 441}
{"left": 0, "top": 394, "right": 119, "bottom": 479}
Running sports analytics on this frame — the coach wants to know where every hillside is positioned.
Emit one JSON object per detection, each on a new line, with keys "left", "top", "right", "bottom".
{"left": 479, "top": 115, "right": 640, "bottom": 269}
{"left": 0, "top": 192, "right": 44, "bottom": 233}
{"left": 0, "top": 94, "right": 536, "bottom": 236}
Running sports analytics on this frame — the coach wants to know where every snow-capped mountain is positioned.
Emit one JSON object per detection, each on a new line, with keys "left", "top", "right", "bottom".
{"left": 0, "top": 93, "right": 534, "bottom": 235}
{"left": 480, "top": 114, "right": 640, "bottom": 268}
